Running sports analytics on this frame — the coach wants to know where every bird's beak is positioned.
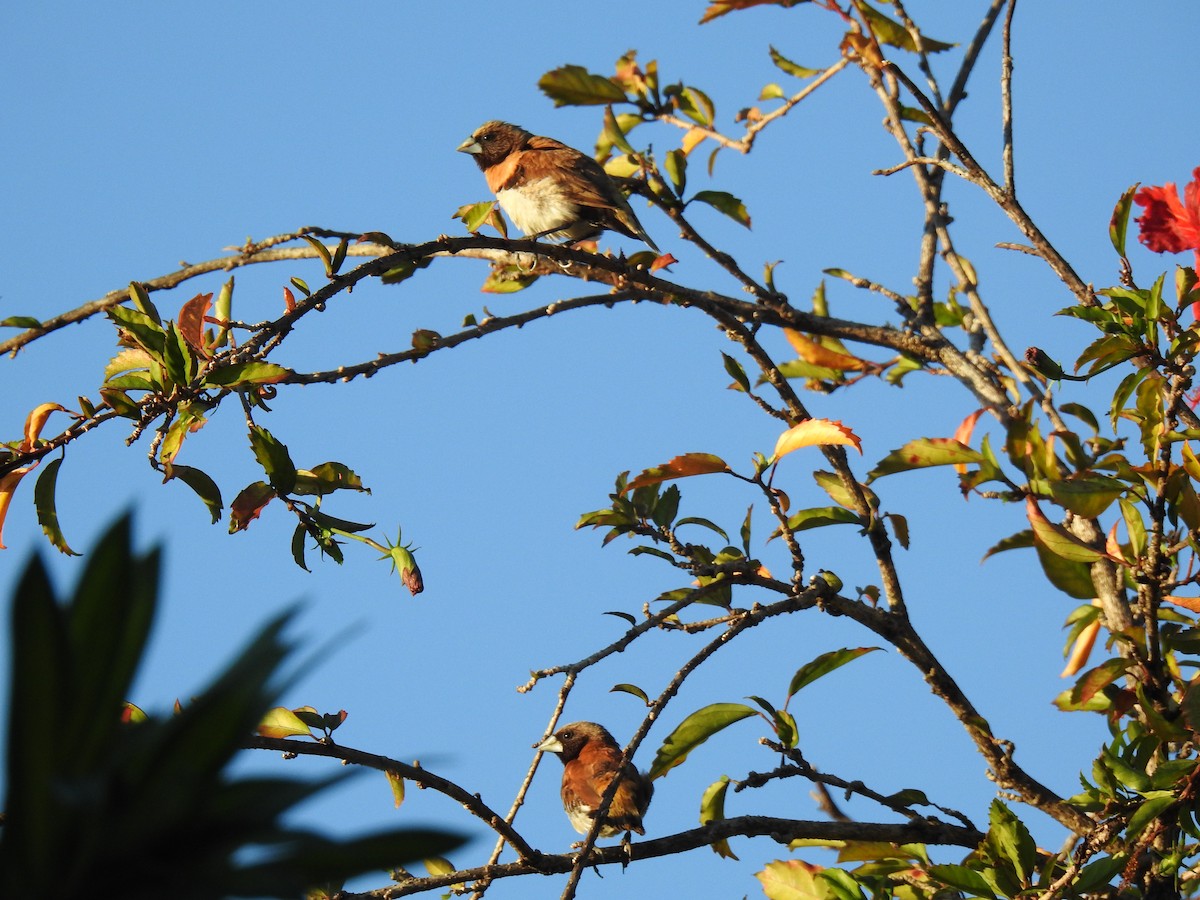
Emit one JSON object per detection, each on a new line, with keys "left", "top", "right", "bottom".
{"left": 456, "top": 137, "right": 481, "bottom": 155}
{"left": 534, "top": 735, "right": 564, "bottom": 753}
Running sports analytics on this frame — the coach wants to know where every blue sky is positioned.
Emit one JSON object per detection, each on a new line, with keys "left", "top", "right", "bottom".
{"left": 3, "top": 3, "right": 1198, "bottom": 897}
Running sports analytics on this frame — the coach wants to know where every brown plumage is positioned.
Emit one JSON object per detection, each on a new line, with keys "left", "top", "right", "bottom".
{"left": 456, "top": 121, "right": 659, "bottom": 252}
{"left": 535, "top": 721, "right": 653, "bottom": 838}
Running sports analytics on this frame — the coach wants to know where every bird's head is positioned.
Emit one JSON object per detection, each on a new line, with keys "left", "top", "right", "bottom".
{"left": 456, "top": 120, "right": 529, "bottom": 170}
{"left": 534, "top": 721, "right": 616, "bottom": 763}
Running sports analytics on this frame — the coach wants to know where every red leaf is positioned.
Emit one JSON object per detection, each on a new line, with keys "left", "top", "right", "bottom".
{"left": 229, "top": 481, "right": 276, "bottom": 532}
{"left": 178, "top": 292, "right": 213, "bottom": 355}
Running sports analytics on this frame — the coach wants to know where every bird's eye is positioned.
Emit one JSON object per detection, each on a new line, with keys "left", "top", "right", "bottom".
{"left": 480, "top": 134, "right": 493, "bottom": 142}
{"left": 561, "top": 730, "right": 573, "bottom": 740}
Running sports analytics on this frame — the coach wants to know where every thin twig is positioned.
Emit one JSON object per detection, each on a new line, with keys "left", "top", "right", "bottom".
{"left": 1001, "top": 0, "right": 1017, "bottom": 196}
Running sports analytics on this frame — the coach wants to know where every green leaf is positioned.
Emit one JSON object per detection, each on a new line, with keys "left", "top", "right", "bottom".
{"left": 128, "top": 281, "right": 161, "bottom": 325}
{"left": 699, "top": 776, "right": 738, "bottom": 859}
{"left": 309, "top": 510, "right": 374, "bottom": 535}
{"left": 107, "top": 303, "right": 166, "bottom": 355}
{"left": 667, "top": 83, "right": 715, "bottom": 125}
{"left": 691, "top": 190, "right": 751, "bottom": 228}
{"left": 665, "top": 148, "right": 688, "bottom": 197}
{"left": 652, "top": 483, "right": 680, "bottom": 527}
{"left": 868, "top": 438, "right": 983, "bottom": 481}
{"left": 610, "top": 683, "right": 650, "bottom": 705}
{"left": 33, "top": 458, "right": 78, "bottom": 556}
{"left": 380, "top": 258, "right": 431, "bottom": 285}
{"left": 1034, "top": 542, "right": 1098, "bottom": 599}
{"left": 1126, "top": 791, "right": 1175, "bottom": 840}
{"left": 1046, "top": 476, "right": 1125, "bottom": 518}
{"left": 675, "top": 516, "right": 729, "bottom": 541}
{"left": 787, "top": 647, "right": 880, "bottom": 700}
{"left": 480, "top": 269, "right": 539, "bottom": 293}
{"left": 249, "top": 425, "right": 296, "bottom": 495}
{"left": 1102, "top": 746, "right": 1151, "bottom": 793}
{"left": 454, "top": 200, "right": 499, "bottom": 234}
{"left": 773, "top": 506, "right": 862, "bottom": 538}
{"left": 860, "top": 2, "right": 955, "bottom": 53}
{"left": 1109, "top": 183, "right": 1139, "bottom": 257}
{"left": 813, "top": 470, "right": 877, "bottom": 511}
{"left": 291, "top": 523, "right": 310, "bottom": 572}
{"left": 649, "top": 702, "right": 756, "bottom": 779}
{"left": 204, "top": 361, "right": 291, "bottom": 387}
{"left": 722, "top": 352, "right": 752, "bottom": 392}
{"left": 602, "top": 105, "right": 636, "bottom": 156}
{"left": 163, "top": 464, "right": 224, "bottom": 524}
{"left": 99, "top": 388, "right": 141, "bottom": 419}
{"left": 928, "top": 864, "right": 997, "bottom": 898}
{"left": 299, "top": 234, "right": 334, "bottom": 275}
{"left": 292, "top": 462, "right": 369, "bottom": 497}
{"left": 987, "top": 800, "right": 1036, "bottom": 883}
{"left": 1026, "top": 497, "right": 1106, "bottom": 564}
{"left": 769, "top": 45, "right": 820, "bottom": 78}
{"left": 1, "top": 316, "right": 41, "bottom": 329}
{"left": 538, "top": 64, "right": 627, "bottom": 106}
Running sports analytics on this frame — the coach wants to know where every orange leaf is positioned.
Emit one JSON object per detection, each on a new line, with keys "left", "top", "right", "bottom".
{"left": 1165, "top": 595, "right": 1200, "bottom": 613}
{"left": 1061, "top": 617, "right": 1101, "bottom": 678}
{"left": 282, "top": 286, "right": 296, "bottom": 312}
{"left": 1105, "top": 521, "right": 1128, "bottom": 564}
{"left": 0, "top": 466, "right": 35, "bottom": 550}
{"left": 650, "top": 253, "right": 678, "bottom": 273}
{"left": 23, "top": 402, "right": 67, "bottom": 451}
{"left": 700, "top": 0, "right": 795, "bottom": 24}
{"left": 177, "top": 292, "right": 213, "bottom": 355}
{"left": 953, "top": 409, "right": 985, "bottom": 474}
{"left": 623, "top": 453, "right": 729, "bottom": 493}
{"left": 773, "top": 419, "right": 862, "bottom": 461}
{"left": 783, "top": 329, "right": 873, "bottom": 371}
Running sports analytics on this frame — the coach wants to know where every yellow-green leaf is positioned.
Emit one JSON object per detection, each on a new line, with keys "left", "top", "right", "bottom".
{"left": 538, "top": 64, "right": 627, "bottom": 106}
{"left": 649, "top": 702, "right": 755, "bottom": 780}
{"left": 257, "top": 706, "right": 316, "bottom": 739}
{"left": 386, "top": 769, "right": 405, "bottom": 809}
{"left": 868, "top": 438, "right": 984, "bottom": 481}
{"left": 700, "top": 776, "right": 738, "bottom": 859}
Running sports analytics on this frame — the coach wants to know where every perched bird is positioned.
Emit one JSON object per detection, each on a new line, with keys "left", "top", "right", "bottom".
{"left": 457, "top": 121, "right": 660, "bottom": 252}
{"left": 535, "top": 721, "right": 653, "bottom": 839}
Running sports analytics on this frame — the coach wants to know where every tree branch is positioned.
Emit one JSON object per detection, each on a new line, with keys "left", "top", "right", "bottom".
{"left": 344, "top": 816, "right": 983, "bottom": 898}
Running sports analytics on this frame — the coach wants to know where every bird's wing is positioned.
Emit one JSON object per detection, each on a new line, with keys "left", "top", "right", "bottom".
{"left": 563, "top": 757, "right": 617, "bottom": 809}
{"left": 523, "top": 136, "right": 626, "bottom": 212}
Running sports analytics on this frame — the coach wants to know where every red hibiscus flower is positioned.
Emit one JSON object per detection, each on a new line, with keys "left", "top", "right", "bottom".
{"left": 1134, "top": 166, "right": 1200, "bottom": 270}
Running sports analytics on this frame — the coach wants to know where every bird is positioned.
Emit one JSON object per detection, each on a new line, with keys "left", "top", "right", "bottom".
{"left": 457, "top": 121, "right": 660, "bottom": 252}
{"left": 534, "top": 721, "right": 653, "bottom": 839}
